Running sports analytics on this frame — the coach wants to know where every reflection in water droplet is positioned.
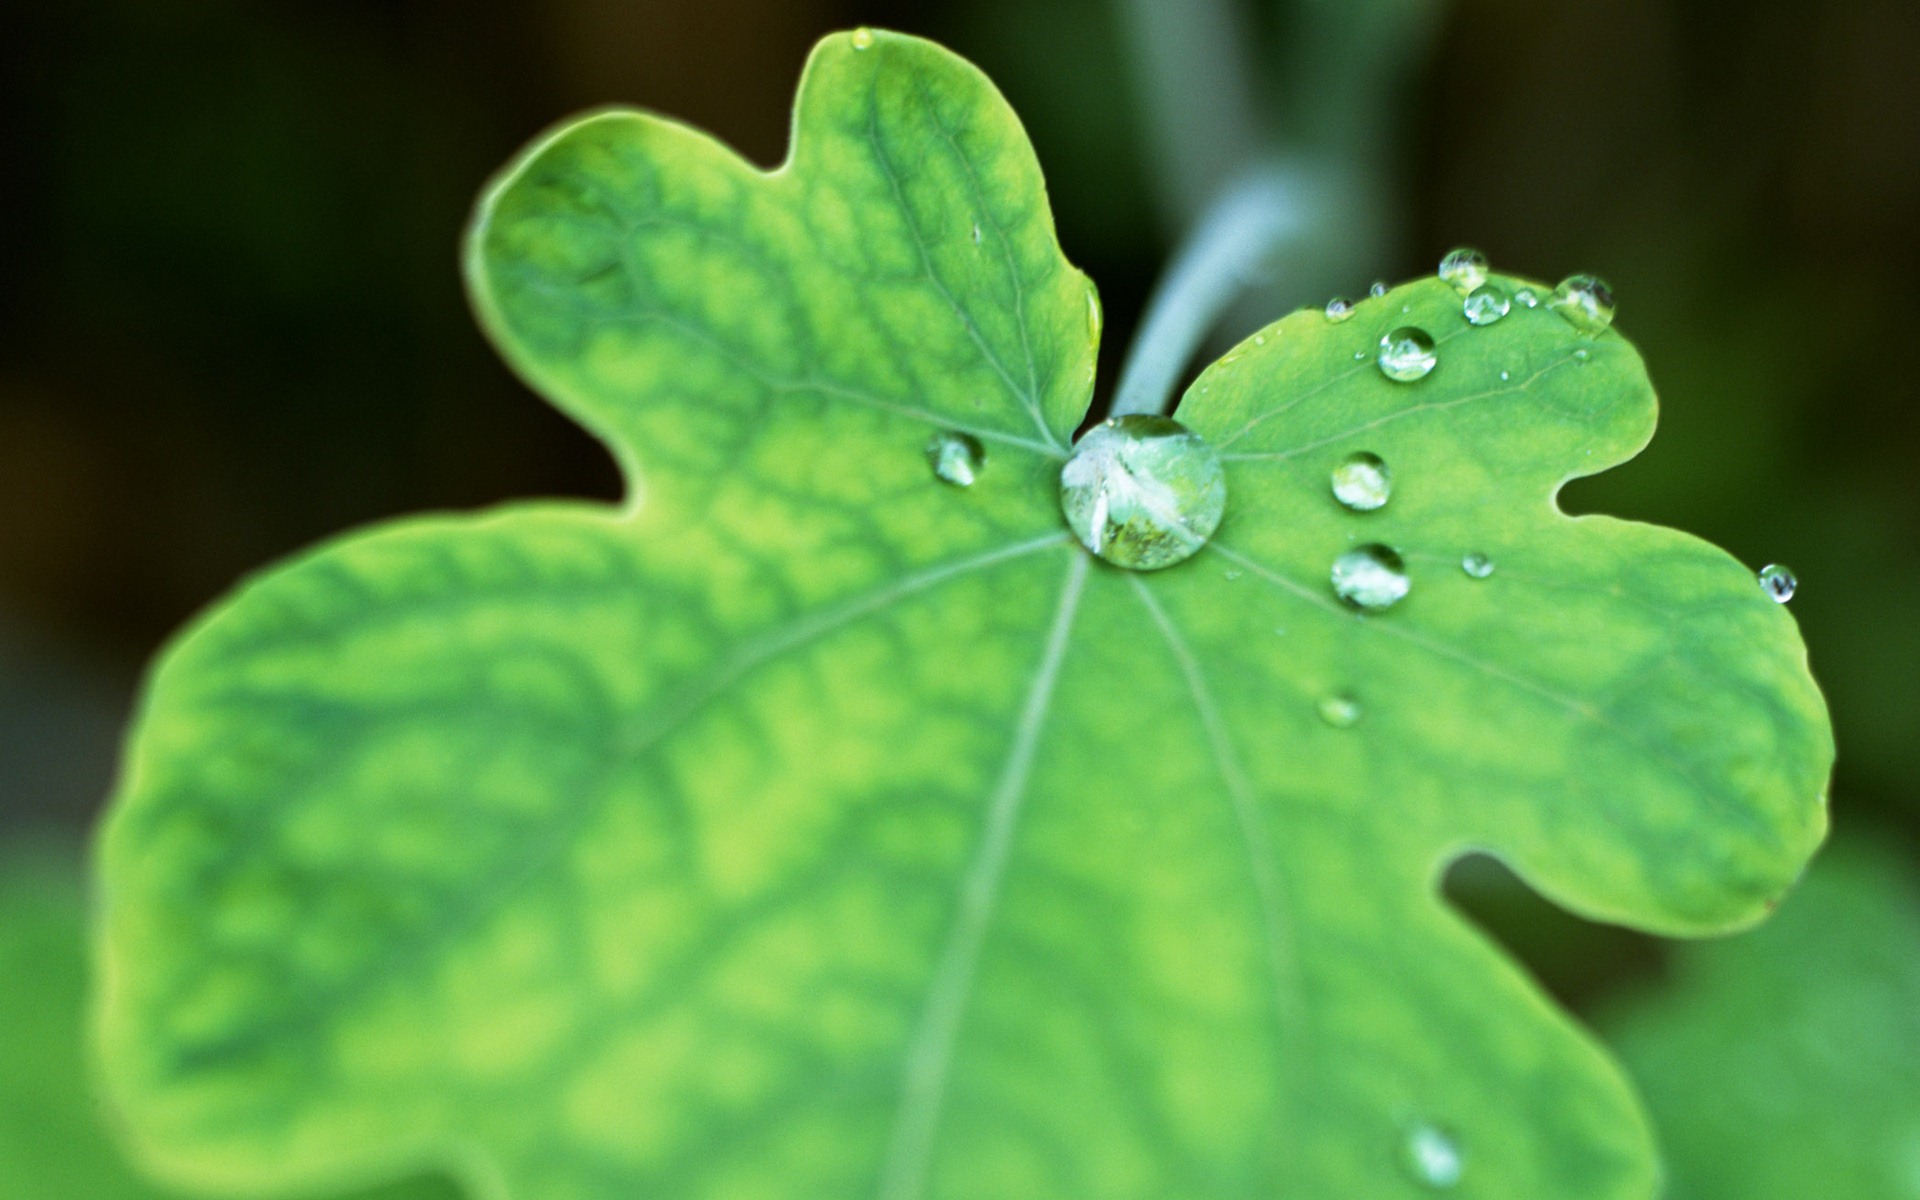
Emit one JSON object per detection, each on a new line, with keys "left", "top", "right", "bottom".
{"left": 1319, "top": 694, "right": 1362, "bottom": 728}
{"left": 1550, "top": 274, "right": 1616, "bottom": 334}
{"left": 1378, "top": 328, "right": 1438, "bottom": 382}
{"left": 1369, "top": 280, "right": 1389, "bottom": 298}
{"left": 1759, "top": 563, "right": 1797, "bottom": 603}
{"left": 1403, "top": 1124, "right": 1465, "bottom": 1189}
{"left": 1438, "top": 248, "right": 1489, "bottom": 294}
{"left": 1331, "top": 452, "right": 1392, "bottom": 511}
{"left": 1461, "top": 552, "right": 1495, "bottom": 579}
{"left": 925, "top": 431, "right": 985, "bottom": 487}
{"left": 1463, "top": 284, "right": 1511, "bottom": 326}
{"left": 851, "top": 26, "right": 875, "bottom": 49}
{"left": 1331, "top": 544, "right": 1410, "bottom": 610}
{"left": 1325, "top": 297, "right": 1358, "bottom": 323}
{"left": 1515, "top": 288, "right": 1539, "bottom": 308}
{"left": 1060, "top": 415, "right": 1227, "bottom": 570}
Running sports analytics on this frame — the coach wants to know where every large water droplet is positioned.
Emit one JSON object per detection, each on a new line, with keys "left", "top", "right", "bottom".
{"left": 1331, "top": 544, "right": 1410, "bottom": 610}
{"left": 1319, "top": 693, "right": 1362, "bottom": 728}
{"left": 1438, "top": 248, "right": 1489, "bottom": 294}
{"left": 1758, "top": 563, "right": 1797, "bottom": 603}
{"left": 1325, "top": 296, "right": 1358, "bottom": 323}
{"left": 850, "top": 26, "right": 876, "bottom": 49}
{"left": 1331, "top": 452, "right": 1392, "bottom": 511}
{"left": 1369, "top": 280, "right": 1389, "bottom": 298}
{"left": 1060, "top": 415, "right": 1226, "bottom": 570}
{"left": 1461, "top": 552, "right": 1495, "bottom": 579}
{"left": 926, "top": 431, "right": 985, "bottom": 487}
{"left": 1550, "top": 274, "right": 1616, "bottom": 334}
{"left": 1403, "top": 1124, "right": 1464, "bottom": 1189}
{"left": 1463, "top": 284, "right": 1511, "bottom": 326}
{"left": 1378, "top": 328, "right": 1438, "bottom": 382}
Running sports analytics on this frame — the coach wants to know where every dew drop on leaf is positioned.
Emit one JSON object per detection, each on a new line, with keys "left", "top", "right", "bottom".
{"left": 970, "top": 221, "right": 982, "bottom": 245}
{"left": 1759, "top": 563, "right": 1798, "bottom": 603}
{"left": 1369, "top": 279, "right": 1389, "bottom": 298}
{"left": 1319, "top": 693, "right": 1362, "bottom": 728}
{"left": 1515, "top": 287, "right": 1540, "bottom": 308}
{"left": 1462, "top": 552, "right": 1495, "bottom": 579}
{"left": 1324, "top": 296, "right": 1358, "bottom": 323}
{"left": 1378, "top": 327, "right": 1438, "bottom": 382}
{"left": 1549, "top": 273, "right": 1617, "bottom": 334}
{"left": 1331, "top": 544, "right": 1410, "bottom": 610}
{"left": 1463, "top": 283, "right": 1511, "bottom": 326}
{"left": 1331, "top": 451, "right": 1392, "bottom": 511}
{"left": 1437, "top": 247, "right": 1489, "bottom": 294}
{"left": 925, "top": 431, "right": 985, "bottom": 487}
{"left": 1403, "top": 1123, "right": 1465, "bottom": 1189}
{"left": 1059, "top": 415, "right": 1226, "bottom": 571}
{"left": 850, "top": 26, "right": 875, "bottom": 49}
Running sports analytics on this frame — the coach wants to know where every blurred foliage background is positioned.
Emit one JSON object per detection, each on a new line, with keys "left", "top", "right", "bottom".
{"left": 1, "top": 0, "right": 1917, "bottom": 1192}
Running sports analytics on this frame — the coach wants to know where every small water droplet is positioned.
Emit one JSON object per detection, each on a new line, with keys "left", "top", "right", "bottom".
{"left": 1059, "top": 415, "right": 1227, "bottom": 571}
{"left": 850, "top": 26, "right": 875, "bottom": 49}
{"left": 1319, "top": 693, "right": 1362, "bottom": 728}
{"left": 1331, "top": 452, "right": 1392, "bottom": 511}
{"left": 1223, "top": 568, "right": 1243, "bottom": 581}
{"left": 1403, "top": 1124, "right": 1464, "bottom": 1189}
{"left": 1462, "top": 283, "right": 1511, "bottom": 326}
{"left": 1549, "top": 273, "right": 1616, "bottom": 334}
{"left": 1253, "top": 332, "right": 1267, "bottom": 345}
{"left": 1353, "top": 349, "right": 1368, "bottom": 361}
{"left": 1573, "top": 348, "right": 1591, "bottom": 363}
{"left": 1499, "top": 370, "right": 1511, "bottom": 381}
{"left": 1438, "top": 248, "right": 1489, "bottom": 294}
{"left": 970, "top": 221, "right": 982, "bottom": 245}
{"left": 1369, "top": 280, "right": 1389, "bottom": 298}
{"left": 925, "top": 431, "right": 985, "bottom": 487}
{"left": 1331, "top": 544, "right": 1410, "bottom": 610}
{"left": 1377, "top": 327, "right": 1438, "bottom": 382}
{"left": 1758, "top": 563, "right": 1797, "bottom": 603}
{"left": 1515, "top": 287, "right": 1539, "bottom": 308}
{"left": 1461, "top": 552, "right": 1495, "bottom": 579}
{"left": 1325, "top": 296, "right": 1358, "bottom": 323}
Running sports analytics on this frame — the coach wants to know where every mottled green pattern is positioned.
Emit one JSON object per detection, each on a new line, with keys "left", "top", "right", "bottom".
{"left": 95, "top": 27, "right": 1832, "bottom": 1200}
{"left": 1603, "top": 834, "right": 1920, "bottom": 1200}
{"left": 0, "top": 841, "right": 456, "bottom": 1200}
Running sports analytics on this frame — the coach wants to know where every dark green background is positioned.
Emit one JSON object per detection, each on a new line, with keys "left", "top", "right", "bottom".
{"left": 2, "top": 0, "right": 1916, "bottom": 1007}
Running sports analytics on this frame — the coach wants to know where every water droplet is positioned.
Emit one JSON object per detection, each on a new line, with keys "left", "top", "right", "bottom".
{"left": 925, "top": 431, "right": 985, "bottom": 487}
{"left": 1377, "top": 327, "right": 1438, "bottom": 382}
{"left": 1331, "top": 544, "right": 1410, "bottom": 610}
{"left": 1758, "top": 563, "right": 1797, "bottom": 603}
{"left": 1499, "top": 370, "right": 1511, "bottom": 381}
{"left": 1223, "top": 568, "right": 1243, "bottom": 581}
{"left": 970, "top": 221, "right": 982, "bottom": 245}
{"left": 1549, "top": 273, "right": 1616, "bottom": 334}
{"left": 1461, "top": 552, "right": 1495, "bottom": 579}
{"left": 1319, "top": 693, "right": 1362, "bottom": 728}
{"left": 1462, "top": 283, "right": 1511, "bottom": 326}
{"left": 1353, "top": 349, "right": 1368, "bottom": 361}
{"left": 1437, "top": 247, "right": 1489, "bottom": 294}
{"left": 1059, "top": 415, "right": 1227, "bottom": 571}
{"left": 1573, "top": 348, "right": 1591, "bottom": 363}
{"left": 1369, "top": 280, "right": 1389, "bottom": 298}
{"left": 1324, "top": 296, "right": 1358, "bottom": 323}
{"left": 850, "top": 26, "right": 875, "bottom": 49}
{"left": 1515, "top": 287, "right": 1540, "bottom": 308}
{"left": 1403, "top": 1124, "right": 1464, "bottom": 1189}
{"left": 1331, "top": 452, "right": 1392, "bottom": 511}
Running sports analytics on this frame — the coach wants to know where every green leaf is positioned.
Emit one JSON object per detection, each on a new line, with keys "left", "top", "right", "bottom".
{"left": 95, "top": 27, "right": 1833, "bottom": 1200}
{"left": 0, "top": 838, "right": 457, "bottom": 1200}
{"left": 1600, "top": 833, "right": 1920, "bottom": 1199}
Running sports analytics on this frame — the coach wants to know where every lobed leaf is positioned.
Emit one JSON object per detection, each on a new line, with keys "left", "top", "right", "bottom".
{"left": 95, "top": 28, "right": 1833, "bottom": 1200}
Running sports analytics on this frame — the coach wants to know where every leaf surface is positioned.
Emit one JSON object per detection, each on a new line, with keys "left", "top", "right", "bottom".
{"left": 95, "top": 28, "right": 1833, "bottom": 1200}
{"left": 0, "top": 840, "right": 456, "bottom": 1200}
{"left": 1602, "top": 833, "right": 1920, "bottom": 1199}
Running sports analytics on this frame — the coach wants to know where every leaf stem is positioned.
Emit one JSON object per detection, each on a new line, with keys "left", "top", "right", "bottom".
{"left": 1109, "top": 164, "right": 1301, "bottom": 418}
